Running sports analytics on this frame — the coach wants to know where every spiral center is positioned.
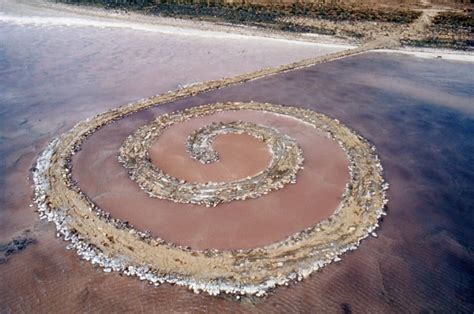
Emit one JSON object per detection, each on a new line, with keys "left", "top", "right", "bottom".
{"left": 151, "top": 130, "right": 272, "bottom": 183}
{"left": 119, "top": 107, "right": 305, "bottom": 207}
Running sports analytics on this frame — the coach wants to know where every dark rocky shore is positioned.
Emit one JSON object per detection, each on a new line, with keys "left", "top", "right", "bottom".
{"left": 402, "top": 11, "right": 473, "bottom": 49}
{"left": 0, "top": 231, "right": 36, "bottom": 264}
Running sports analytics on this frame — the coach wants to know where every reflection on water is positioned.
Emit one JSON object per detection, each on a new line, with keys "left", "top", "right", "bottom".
{"left": 0, "top": 14, "right": 473, "bottom": 313}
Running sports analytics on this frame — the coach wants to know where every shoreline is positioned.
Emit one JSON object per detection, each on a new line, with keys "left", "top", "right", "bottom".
{"left": 28, "top": 0, "right": 474, "bottom": 50}
{"left": 3, "top": 0, "right": 471, "bottom": 57}
{"left": 9, "top": 0, "right": 355, "bottom": 46}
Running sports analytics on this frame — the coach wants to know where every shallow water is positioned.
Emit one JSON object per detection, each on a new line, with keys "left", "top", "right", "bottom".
{"left": 74, "top": 109, "right": 349, "bottom": 250}
{"left": 0, "top": 3, "right": 473, "bottom": 312}
{"left": 0, "top": 19, "right": 344, "bottom": 236}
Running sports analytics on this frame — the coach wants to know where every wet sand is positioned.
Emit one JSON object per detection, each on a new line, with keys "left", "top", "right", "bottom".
{"left": 73, "top": 109, "right": 349, "bottom": 250}
{"left": 1, "top": 0, "right": 474, "bottom": 311}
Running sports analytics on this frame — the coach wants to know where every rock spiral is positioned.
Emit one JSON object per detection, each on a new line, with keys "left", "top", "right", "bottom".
{"left": 120, "top": 114, "right": 304, "bottom": 207}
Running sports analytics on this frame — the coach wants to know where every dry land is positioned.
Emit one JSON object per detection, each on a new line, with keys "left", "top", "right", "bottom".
{"left": 55, "top": 0, "right": 473, "bottom": 49}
